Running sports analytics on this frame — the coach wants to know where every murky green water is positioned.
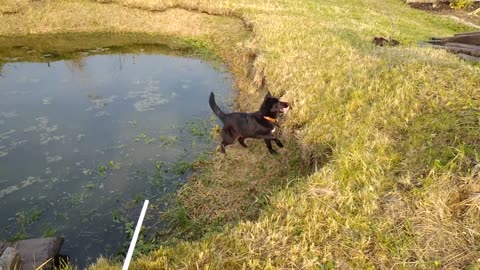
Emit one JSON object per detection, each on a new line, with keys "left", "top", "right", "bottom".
{"left": 0, "top": 40, "right": 232, "bottom": 267}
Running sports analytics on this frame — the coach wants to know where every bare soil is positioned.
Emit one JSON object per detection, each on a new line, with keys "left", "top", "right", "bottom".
{"left": 409, "top": 2, "right": 480, "bottom": 28}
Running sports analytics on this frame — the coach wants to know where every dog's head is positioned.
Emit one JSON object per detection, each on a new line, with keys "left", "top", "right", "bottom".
{"left": 259, "top": 91, "right": 289, "bottom": 118}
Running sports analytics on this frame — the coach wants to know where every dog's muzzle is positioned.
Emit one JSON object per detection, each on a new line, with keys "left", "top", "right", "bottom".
{"left": 280, "top": 102, "right": 289, "bottom": 113}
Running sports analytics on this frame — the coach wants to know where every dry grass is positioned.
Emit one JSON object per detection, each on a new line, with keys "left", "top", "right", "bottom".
{"left": 2, "top": 0, "right": 480, "bottom": 269}
{"left": 0, "top": 0, "right": 30, "bottom": 14}
{"left": 176, "top": 132, "right": 307, "bottom": 225}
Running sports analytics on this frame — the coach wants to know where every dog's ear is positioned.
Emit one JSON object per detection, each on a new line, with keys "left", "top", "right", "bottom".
{"left": 265, "top": 91, "right": 272, "bottom": 98}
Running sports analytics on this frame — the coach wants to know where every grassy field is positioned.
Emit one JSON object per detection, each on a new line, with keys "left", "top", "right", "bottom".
{"left": 2, "top": 0, "right": 480, "bottom": 269}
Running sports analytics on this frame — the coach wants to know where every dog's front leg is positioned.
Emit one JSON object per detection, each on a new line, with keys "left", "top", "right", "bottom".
{"left": 238, "top": 137, "right": 249, "bottom": 148}
{"left": 264, "top": 139, "right": 278, "bottom": 155}
{"left": 220, "top": 143, "right": 227, "bottom": 154}
{"left": 274, "top": 139, "right": 284, "bottom": 148}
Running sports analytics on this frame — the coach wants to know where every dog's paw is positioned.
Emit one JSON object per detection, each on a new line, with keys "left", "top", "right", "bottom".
{"left": 269, "top": 149, "right": 279, "bottom": 155}
{"left": 276, "top": 141, "right": 284, "bottom": 148}
{"left": 217, "top": 145, "right": 227, "bottom": 154}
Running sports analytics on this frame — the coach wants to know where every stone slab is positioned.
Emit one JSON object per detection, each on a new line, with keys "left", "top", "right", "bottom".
{"left": 0, "top": 237, "right": 64, "bottom": 270}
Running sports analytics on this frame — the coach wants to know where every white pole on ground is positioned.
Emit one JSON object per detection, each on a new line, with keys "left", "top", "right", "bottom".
{"left": 122, "top": 200, "right": 149, "bottom": 270}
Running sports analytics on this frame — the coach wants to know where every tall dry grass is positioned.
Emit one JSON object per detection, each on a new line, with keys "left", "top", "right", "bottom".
{"left": 1, "top": 0, "right": 480, "bottom": 268}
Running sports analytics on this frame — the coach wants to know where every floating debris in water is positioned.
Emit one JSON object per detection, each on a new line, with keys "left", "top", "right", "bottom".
{"left": 11, "top": 140, "right": 27, "bottom": 147}
{"left": 127, "top": 80, "right": 177, "bottom": 112}
{"left": 36, "top": 117, "right": 57, "bottom": 132}
{"left": 45, "top": 153, "right": 63, "bottom": 163}
{"left": 95, "top": 111, "right": 111, "bottom": 117}
{"left": 0, "top": 176, "right": 46, "bottom": 199}
{"left": 45, "top": 167, "right": 52, "bottom": 175}
{"left": 43, "top": 98, "right": 52, "bottom": 105}
{"left": 40, "top": 134, "right": 64, "bottom": 145}
{"left": 0, "top": 130, "right": 15, "bottom": 141}
{"left": 77, "top": 134, "right": 85, "bottom": 142}
{"left": 0, "top": 112, "right": 18, "bottom": 118}
{"left": 33, "top": 117, "right": 65, "bottom": 144}
{"left": 24, "top": 126, "right": 37, "bottom": 132}
{"left": 18, "top": 75, "right": 40, "bottom": 84}
{"left": 86, "top": 95, "right": 117, "bottom": 111}
{"left": 0, "top": 131, "right": 23, "bottom": 157}
{"left": 75, "top": 161, "right": 85, "bottom": 167}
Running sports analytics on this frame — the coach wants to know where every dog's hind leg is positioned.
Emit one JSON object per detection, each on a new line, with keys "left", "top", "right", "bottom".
{"left": 264, "top": 139, "right": 278, "bottom": 155}
{"left": 220, "top": 129, "right": 235, "bottom": 154}
{"left": 274, "top": 139, "right": 284, "bottom": 148}
{"left": 238, "top": 137, "right": 249, "bottom": 148}
{"left": 221, "top": 139, "right": 234, "bottom": 153}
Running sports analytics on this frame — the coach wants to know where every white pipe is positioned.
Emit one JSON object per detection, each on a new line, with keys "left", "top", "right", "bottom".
{"left": 122, "top": 200, "right": 149, "bottom": 270}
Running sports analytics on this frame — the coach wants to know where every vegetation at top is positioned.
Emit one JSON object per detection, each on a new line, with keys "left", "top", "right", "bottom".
{"left": 1, "top": 0, "right": 480, "bottom": 269}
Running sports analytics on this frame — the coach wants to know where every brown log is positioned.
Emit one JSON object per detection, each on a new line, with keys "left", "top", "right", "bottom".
{"left": 429, "top": 33, "right": 480, "bottom": 45}
{"left": 427, "top": 39, "right": 447, "bottom": 45}
{"left": 421, "top": 42, "right": 480, "bottom": 57}
{"left": 444, "top": 42, "right": 480, "bottom": 50}
{"left": 458, "top": 53, "right": 480, "bottom": 62}
{"left": 454, "top": 31, "right": 480, "bottom": 37}
{"left": 419, "top": 42, "right": 450, "bottom": 48}
{"left": 444, "top": 34, "right": 480, "bottom": 45}
{"left": 442, "top": 45, "right": 480, "bottom": 56}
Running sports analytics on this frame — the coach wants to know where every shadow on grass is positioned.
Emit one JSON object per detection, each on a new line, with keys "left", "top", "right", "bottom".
{"left": 156, "top": 131, "right": 334, "bottom": 243}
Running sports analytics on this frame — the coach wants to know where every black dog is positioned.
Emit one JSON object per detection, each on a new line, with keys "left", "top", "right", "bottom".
{"left": 209, "top": 91, "right": 289, "bottom": 154}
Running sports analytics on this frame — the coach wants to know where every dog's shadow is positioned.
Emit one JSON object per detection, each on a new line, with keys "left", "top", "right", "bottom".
{"left": 176, "top": 136, "right": 311, "bottom": 227}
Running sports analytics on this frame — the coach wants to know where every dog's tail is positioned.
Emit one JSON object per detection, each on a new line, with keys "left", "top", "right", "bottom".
{"left": 209, "top": 92, "right": 226, "bottom": 121}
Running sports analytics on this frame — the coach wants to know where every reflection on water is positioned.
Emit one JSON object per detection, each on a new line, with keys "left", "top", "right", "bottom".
{"left": 0, "top": 52, "right": 232, "bottom": 267}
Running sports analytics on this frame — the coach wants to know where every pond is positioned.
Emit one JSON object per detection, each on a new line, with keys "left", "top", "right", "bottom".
{"left": 0, "top": 36, "right": 233, "bottom": 268}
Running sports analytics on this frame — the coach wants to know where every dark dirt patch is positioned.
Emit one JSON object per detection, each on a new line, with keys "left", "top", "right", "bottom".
{"left": 372, "top": 36, "right": 400, "bottom": 46}
{"left": 409, "top": 2, "right": 480, "bottom": 28}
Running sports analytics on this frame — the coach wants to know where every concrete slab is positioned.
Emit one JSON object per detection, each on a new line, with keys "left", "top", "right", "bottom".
{"left": 0, "top": 237, "right": 64, "bottom": 270}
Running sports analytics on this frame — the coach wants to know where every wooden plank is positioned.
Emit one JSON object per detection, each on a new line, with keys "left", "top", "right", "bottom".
{"left": 427, "top": 39, "right": 447, "bottom": 45}
{"left": 445, "top": 34, "right": 480, "bottom": 45}
{"left": 458, "top": 53, "right": 480, "bottom": 62}
{"left": 444, "top": 42, "right": 480, "bottom": 50}
{"left": 454, "top": 31, "right": 480, "bottom": 37}
{"left": 421, "top": 42, "right": 480, "bottom": 57}
{"left": 442, "top": 45, "right": 480, "bottom": 56}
